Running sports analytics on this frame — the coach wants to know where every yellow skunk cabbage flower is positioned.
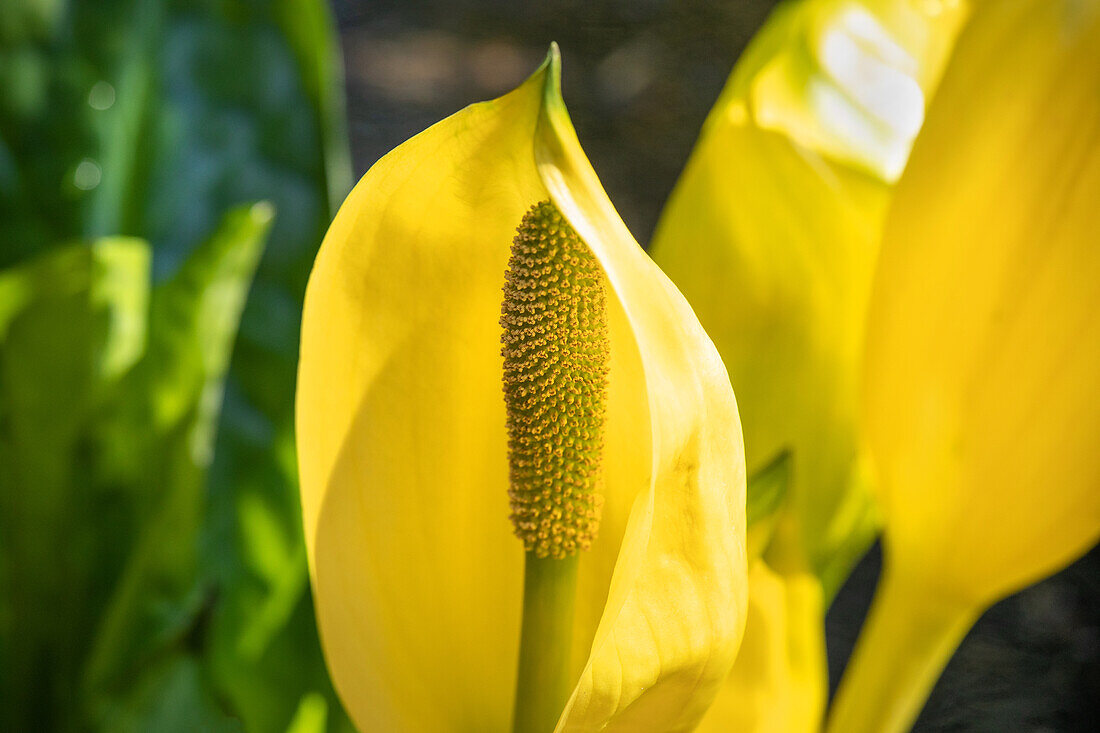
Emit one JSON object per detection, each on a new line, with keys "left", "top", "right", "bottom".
{"left": 828, "top": 2, "right": 1100, "bottom": 732}
{"left": 651, "top": 0, "right": 967, "bottom": 601}
{"left": 296, "top": 46, "right": 747, "bottom": 733}
{"left": 698, "top": 455, "right": 827, "bottom": 733}
{"left": 701, "top": 558, "right": 825, "bottom": 733}
{"left": 650, "top": 1, "right": 965, "bottom": 731}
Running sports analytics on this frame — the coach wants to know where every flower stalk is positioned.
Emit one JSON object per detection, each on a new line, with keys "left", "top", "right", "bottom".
{"left": 512, "top": 553, "right": 579, "bottom": 733}
{"left": 825, "top": 565, "right": 977, "bottom": 733}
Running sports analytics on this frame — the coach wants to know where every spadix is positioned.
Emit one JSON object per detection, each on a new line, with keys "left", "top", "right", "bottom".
{"left": 501, "top": 201, "right": 610, "bottom": 560}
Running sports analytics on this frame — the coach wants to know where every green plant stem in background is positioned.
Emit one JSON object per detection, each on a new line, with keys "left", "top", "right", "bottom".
{"left": 825, "top": 565, "right": 978, "bottom": 733}
{"left": 512, "top": 553, "right": 579, "bottom": 733}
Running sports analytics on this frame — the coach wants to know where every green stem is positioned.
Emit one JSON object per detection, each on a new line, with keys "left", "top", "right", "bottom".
{"left": 825, "top": 564, "right": 979, "bottom": 733}
{"left": 512, "top": 552, "right": 579, "bottom": 733}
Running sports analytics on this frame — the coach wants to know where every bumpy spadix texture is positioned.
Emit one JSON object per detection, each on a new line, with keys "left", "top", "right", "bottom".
{"left": 501, "top": 201, "right": 609, "bottom": 559}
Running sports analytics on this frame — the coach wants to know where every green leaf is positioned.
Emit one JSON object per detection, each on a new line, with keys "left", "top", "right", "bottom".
{"left": 286, "top": 693, "right": 328, "bottom": 733}
{"left": 0, "top": 238, "right": 151, "bottom": 731}
{"left": 83, "top": 203, "right": 270, "bottom": 711}
{"left": 745, "top": 450, "right": 791, "bottom": 561}
{"left": 93, "top": 656, "right": 243, "bottom": 733}
{"left": 271, "top": 0, "right": 354, "bottom": 213}
{"left": 1, "top": 1, "right": 354, "bottom": 727}
{"left": 746, "top": 450, "right": 791, "bottom": 529}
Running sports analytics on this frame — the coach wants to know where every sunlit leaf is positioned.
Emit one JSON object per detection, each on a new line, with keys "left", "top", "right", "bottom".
{"left": 0, "top": 237, "right": 151, "bottom": 730}
{"left": 0, "top": 1, "right": 353, "bottom": 727}
{"left": 84, "top": 203, "right": 270, "bottom": 720}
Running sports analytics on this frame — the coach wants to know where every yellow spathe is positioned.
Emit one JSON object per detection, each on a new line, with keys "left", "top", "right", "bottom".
{"left": 696, "top": 560, "right": 826, "bottom": 733}
{"left": 651, "top": 0, "right": 967, "bottom": 599}
{"left": 650, "top": 1, "right": 967, "bottom": 730}
{"left": 829, "top": 1, "right": 1100, "bottom": 731}
{"left": 749, "top": 0, "right": 968, "bottom": 182}
{"left": 295, "top": 47, "right": 747, "bottom": 733}
{"left": 864, "top": 0, "right": 1100, "bottom": 605}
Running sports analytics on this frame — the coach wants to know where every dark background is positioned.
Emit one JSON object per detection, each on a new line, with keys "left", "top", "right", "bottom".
{"left": 332, "top": 1, "right": 1099, "bottom": 730}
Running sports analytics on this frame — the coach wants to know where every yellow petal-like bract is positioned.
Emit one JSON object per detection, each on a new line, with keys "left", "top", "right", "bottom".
{"left": 695, "top": 560, "right": 826, "bottom": 733}
{"left": 296, "top": 47, "right": 747, "bottom": 732}
{"left": 651, "top": 0, "right": 967, "bottom": 599}
{"left": 649, "top": 1, "right": 966, "bottom": 729}
{"left": 863, "top": 0, "right": 1100, "bottom": 607}
{"left": 829, "top": 2, "right": 1100, "bottom": 731}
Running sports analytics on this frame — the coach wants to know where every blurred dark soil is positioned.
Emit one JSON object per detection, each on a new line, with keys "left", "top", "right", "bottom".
{"left": 335, "top": 0, "right": 778, "bottom": 246}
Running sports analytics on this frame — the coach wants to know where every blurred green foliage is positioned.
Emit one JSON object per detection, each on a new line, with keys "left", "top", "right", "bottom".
{"left": 0, "top": 0, "right": 354, "bottom": 730}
